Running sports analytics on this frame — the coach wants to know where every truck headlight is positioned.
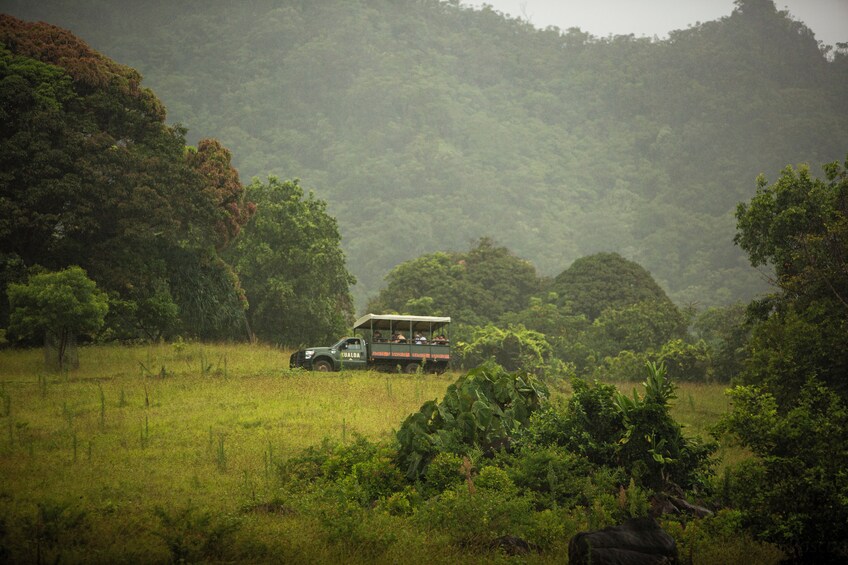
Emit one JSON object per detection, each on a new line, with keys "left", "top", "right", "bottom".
{"left": 305, "top": 350, "right": 314, "bottom": 359}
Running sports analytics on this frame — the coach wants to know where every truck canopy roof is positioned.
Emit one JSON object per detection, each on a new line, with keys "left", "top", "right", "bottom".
{"left": 353, "top": 313, "right": 451, "bottom": 332}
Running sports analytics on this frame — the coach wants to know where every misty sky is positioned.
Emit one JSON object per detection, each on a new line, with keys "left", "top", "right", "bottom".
{"left": 465, "top": 0, "right": 848, "bottom": 47}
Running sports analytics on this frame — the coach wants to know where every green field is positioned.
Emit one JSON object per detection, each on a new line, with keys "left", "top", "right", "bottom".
{"left": 0, "top": 344, "right": 777, "bottom": 563}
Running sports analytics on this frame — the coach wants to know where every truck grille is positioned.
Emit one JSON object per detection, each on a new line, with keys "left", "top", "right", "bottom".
{"left": 290, "top": 351, "right": 305, "bottom": 368}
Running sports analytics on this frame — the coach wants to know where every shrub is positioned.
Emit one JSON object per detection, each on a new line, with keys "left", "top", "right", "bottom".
{"left": 396, "top": 362, "right": 548, "bottom": 480}
{"left": 500, "top": 446, "right": 595, "bottom": 509}
{"left": 613, "top": 363, "right": 715, "bottom": 490}
{"left": 663, "top": 510, "right": 784, "bottom": 565}
{"left": 415, "top": 486, "right": 534, "bottom": 547}
{"left": 520, "top": 363, "right": 714, "bottom": 492}
{"left": 455, "top": 323, "right": 554, "bottom": 376}
{"left": 656, "top": 339, "right": 711, "bottom": 382}
{"left": 423, "top": 452, "right": 465, "bottom": 494}
{"left": 378, "top": 486, "right": 422, "bottom": 516}
{"left": 316, "top": 499, "right": 398, "bottom": 559}
{"left": 278, "top": 435, "right": 406, "bottom": 506}
{"left": 474, "top": 465, "right": 517, "bottom": 495}
{"left": 519, "top": 379, "right": 623, "bottom": 467}
{"left": 153, "top": 505, "right": 241, "bottom": 563}
{"left": 350, "top": 448, "right": 406, "bottom": 504}
{"left": 595, "top": 349, "right": 649, "bottom": 381}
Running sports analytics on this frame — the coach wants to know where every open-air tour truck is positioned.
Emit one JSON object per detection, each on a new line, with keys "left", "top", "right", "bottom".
{"left": 289, "top": 314, "right": 451, "bottom": 373}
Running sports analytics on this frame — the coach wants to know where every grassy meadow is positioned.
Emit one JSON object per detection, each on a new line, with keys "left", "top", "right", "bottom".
{"left": 0, "top": 343, "right": 775, "bottom": 563}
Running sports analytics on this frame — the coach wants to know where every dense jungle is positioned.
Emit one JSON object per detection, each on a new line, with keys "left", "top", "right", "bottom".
{"left": 5, "top": 0, "right": 848, "bottom": 307}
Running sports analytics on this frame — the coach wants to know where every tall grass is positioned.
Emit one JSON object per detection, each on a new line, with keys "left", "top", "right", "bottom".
{"left": 0, "top": 343, "right": 458, "bottom": 561}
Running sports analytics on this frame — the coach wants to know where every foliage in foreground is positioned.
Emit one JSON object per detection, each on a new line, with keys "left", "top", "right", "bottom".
{"left": 521, "top": 363, "right": 715, "bottom": 492}
{"left": 0, "top": 343, "right": 782, "bottom": 563}
{"left": 720, "top": 379, "right": 848, "bottom": 561}
{"left": 396, "top": 362, "right": 549, "bottom": 480}
{"left": 721, "top": 155, "right": 848, "bottom": 561}
{"left": 276, "top": 362, "right": 717, "bottom": 558}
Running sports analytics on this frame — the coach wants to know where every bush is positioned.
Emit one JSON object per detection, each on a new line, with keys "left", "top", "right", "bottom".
{"left": 278, "top": 435, "right": 405, "bottom": 506}
{"left": 423, "top": 452, "right": 465, "bottom": 495}
{"left": 656, "top": 339, "right": 711, "bottom": 382}
{"left": 316, "top": 499, "right": 398, "bottom": 559}
{"left": 455, "top": 323, "right": 554, "bottom": 376}
{"left": 519, "top": 363, "right": 715, "bottom": 492}
{"left": 474, "top": 465, "right": 518, "bottom": 496}
{"left": 595, "top": 349, "right": 649, "bottom": 381}
{"left": 662, "top": 510, "right": 784, "bottom": 565}
{"left": 396, "top": 362, "right": 548, "bottom": 480}
{"left": 500, "top": 446, "right": 596, "bottom": 509}
{"left": 519, "top": 379, "right": 623, "bottom": 467}
{"left": 153, "top": 505, "right": 241, "bottom": 563}
{"left": 415, "top": 486, "right": 534, "bottom": 547}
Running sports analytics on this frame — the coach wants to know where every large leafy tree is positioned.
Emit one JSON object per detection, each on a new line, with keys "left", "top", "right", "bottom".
{"left": 368, "top": 238, "right": 539, "bottom": 325}
{"left": 721, "top": 380, "right": 848, "bottom": 560}
{"left": 722, "top": 156, "right": 848, "bottom": 561}
{"left": 588, "top": 299, "right": 688, "bottom": 358}
{"left": 541, "top": 253, "right": 686, "bottom": 370}
{"left": 0, "top": 16, "right": 253, "bottom": 339}
{"left": 551, "top": 253, "right": 679, "bottom": 322}
{"left": 734, "top": 157, "right": 848, "bottom": 402}
{"left": 227, "top": 177, "right": 355, "bottom": 346}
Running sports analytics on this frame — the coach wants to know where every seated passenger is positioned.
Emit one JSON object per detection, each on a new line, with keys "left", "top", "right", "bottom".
{"left": 391, "top": 331, "right": 406, "bottom": 343}
{"left": 373, "top": 330, "right": 384, "bottom": 342}
{"left": 433, "top": 334, "right": 448, "bottom": 345}
{"left": 413, "top": 332, "right": 427, "bottom": 344}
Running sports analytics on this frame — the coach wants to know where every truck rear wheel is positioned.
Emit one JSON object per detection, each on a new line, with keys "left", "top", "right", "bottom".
{"left": 313, "top": 359, "right": 333, "bottom": 372}
{"left": 404, "top": 362, "right": 420, "bottom": 374}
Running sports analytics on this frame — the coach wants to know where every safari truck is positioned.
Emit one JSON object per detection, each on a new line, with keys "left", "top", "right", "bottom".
{"left": 289, "top": 314, "right": 451, "bottom": 373}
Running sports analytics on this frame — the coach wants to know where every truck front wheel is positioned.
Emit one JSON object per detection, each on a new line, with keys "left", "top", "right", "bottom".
{"left": 313, "top": 359, "right": 333, "bottom": 372}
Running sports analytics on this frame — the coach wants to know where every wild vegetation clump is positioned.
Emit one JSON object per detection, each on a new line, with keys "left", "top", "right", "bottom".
{"left": 270, "top": 361, "right": 725, "bottom": 558}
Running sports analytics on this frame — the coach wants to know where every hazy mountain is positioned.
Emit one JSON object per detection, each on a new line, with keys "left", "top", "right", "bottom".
{"left": 4, "top": 0, "right": 847, "bottom": 307}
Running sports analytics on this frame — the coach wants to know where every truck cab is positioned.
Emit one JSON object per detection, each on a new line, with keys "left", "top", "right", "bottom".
{"left": 289, "top": 314, "right": 451, "bottom": 373}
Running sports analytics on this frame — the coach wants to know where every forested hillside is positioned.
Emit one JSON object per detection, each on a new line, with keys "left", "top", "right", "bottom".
{"left": 4, "top": 0, "right": 847, "bottom": 306}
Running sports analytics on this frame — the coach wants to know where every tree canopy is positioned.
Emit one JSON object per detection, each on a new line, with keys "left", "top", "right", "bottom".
{"left": 7, "top": 266, "right": 108, "bottom": 369}
{"left": 734, "top": 157, "right": 848, "bottom": 403}
{"left": 367, "top": 238, "right": 539, "bottom": 326}
{"left": 551, "top": 252, "right": 678, "bottom": 322}
{"left": 715, "top": 154, "right": 848, "bottom": 561}
{"left": 1, "top": 15, "right": 355, "bottom": 343}
{"left": 227, "top": 177, "right": 355, "bottom": 346}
